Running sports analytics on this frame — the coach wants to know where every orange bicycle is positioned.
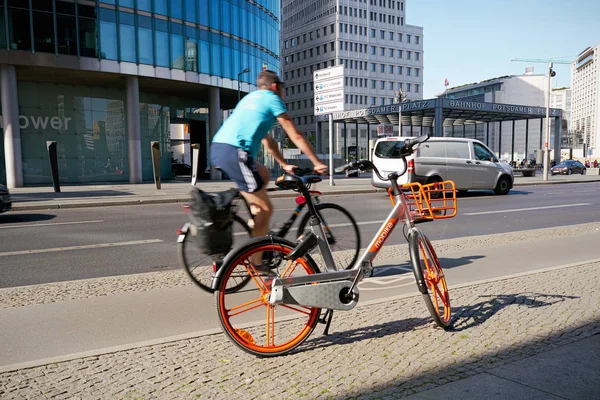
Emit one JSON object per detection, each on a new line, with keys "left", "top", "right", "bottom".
{"left": 212, "top": 135, "right": 456, "bottom": 357}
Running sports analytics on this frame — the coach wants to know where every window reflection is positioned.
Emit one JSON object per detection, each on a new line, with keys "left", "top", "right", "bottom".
{"left": 119, "top": 12, "right": 136, "bottom": 63}
{"left": 170, "top": 0, "right": 182, "bottom": 19}
{"left": 56, "top": 2, "right": 77, "bottom": 55}
{"left": 138, "top": 15, "right": 154, "bottom": 65}
{"left": 138, "top": 0, "right": 152, "bottom": 12}
{"left": 99, "top": 8, "right": 117, "bottom": 60}
{"left": 155, "top": 19, "right": 169, "bottom": 67}
{"left": 199, "top": 0, "right": 209, "bottom": 26}
{"left": 154, "top": 0, "right": 167, "bottom": 16}
{"left": 78, "top": 4, "right": 97, "bottom": 58}
{"left": 185, "top": 26, "right": 197, "bottom": 72}
{"left": 185, "top": 0, "right": 196, "bottom": 24}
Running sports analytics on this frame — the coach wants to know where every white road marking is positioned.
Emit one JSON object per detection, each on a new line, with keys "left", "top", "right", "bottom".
{"left": 0, "top": 239, "right": 163, "bottom": 257}
{"left": 0, "top": 220, "right": 104, "bottom": 230}
{"left": 463, "top": 203, "right": 591, "bottom": 216}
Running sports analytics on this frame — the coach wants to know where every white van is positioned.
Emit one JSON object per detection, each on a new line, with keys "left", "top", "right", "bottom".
{"left": 371, "top": 137, "right": 514, "bottom": 195}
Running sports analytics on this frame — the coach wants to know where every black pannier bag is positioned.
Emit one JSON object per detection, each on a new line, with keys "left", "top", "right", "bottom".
{"left": 188, "top": 188, "right": 238, "bottom": 257}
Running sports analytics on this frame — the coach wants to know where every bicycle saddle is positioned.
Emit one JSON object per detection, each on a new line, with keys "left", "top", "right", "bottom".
{"left": 275, "top": 174, "right": 304, "bottom": 190}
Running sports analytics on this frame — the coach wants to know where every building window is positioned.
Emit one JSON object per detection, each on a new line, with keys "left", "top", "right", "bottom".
{"left": 390, "top": 82, "right": 394, "bottom": 90}
{"left": 380, "top": 47, "right": 385, "bottom": 56}
{"left": 406, "top": 51, "right": 411, "bottom": 60}
{"left": 415, "top": 36, "right": 420, "bottom": 45}
{"left": 389, "top": 65, "right": 394, "bottom": 74}
{"left": 99, "top": 8, "right": 118, "bottom": 60}
{"left": 406, "top": 83, "right": 411, "bottom": 92}
{"left": 371, "top": 29, "right": 375, "bottom": 38}
{"left": 371, "top": 97, "right": 376, "bottom": 105}
{"left": 371, "top": 46, "right": 376, "bottom": 55}
{"left": 380, "top": 64, "right": 385, "bottom": 73}
{"left": 415, "top": 84, "right": 420, "bottom": 93}
{"left": 31, "top": 1, "right": 55, "bottom": 53}
{"left": 415, "top": 68, "right": 420, "bottom": 77}
{"left": 389, "top": 31, "right": 394, "bottom": 40}
{"left": 398, "top": 50, "right": 403, "bottom": 58}
{"left": 371, "top": 79, "right": 376, "bottom": 89}
{"left": 407, "top": 34, "right": 411, "bottom": 43}
{"left": 380, "top": 30, "right": 385, "bottom": 39}
{"left": 406, "top": 67, "right": 411, "bottom": 76}
{"left": 120, "top": 12, "right": 137, "bottom": 63}
{"left": 389, "top": 49, "right": 394, "bottom": 57}
{"left": 371, "top": 63, "right": 376, "bottom": 72}
{"left": 78, "top": 3, "right": 98, "bottom": 58}
{"left": 380, "top": 81, "right": 385, "bottom": 89}
{"left": 398, "top": 33, "right": 403, "bottom": 42}
{"left": 398, "top": 66, "right": 403, "bottom": 75}
{"left": 415, "top": 52, "right": 420, "bottom": 61}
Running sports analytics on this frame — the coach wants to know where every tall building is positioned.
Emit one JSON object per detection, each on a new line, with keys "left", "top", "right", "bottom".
{"left": 571, "top": 44, "right": 600, "bottom": 157}
{"left": 0, "top": 0, "right": 280, "bottom": 188}
{"left": 281, "top": 0, "right": 424, "bottom": 154}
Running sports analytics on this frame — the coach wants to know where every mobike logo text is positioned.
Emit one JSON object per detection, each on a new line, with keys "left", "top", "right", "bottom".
{"left": 373, "top": 221, "right": 395, "bottom": 251}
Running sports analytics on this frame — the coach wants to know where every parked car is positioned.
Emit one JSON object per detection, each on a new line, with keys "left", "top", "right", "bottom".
{"left": 172, "top": 163, "right": 192, "bottom": 177}
{"left": 0, "top": 184, "right": 12, "bottom": 213}
{"left": 371, "top": 136, "right": 514, "bottom": 195}
{"left": 550, "top": 160, "right": 586, "bottom": 175}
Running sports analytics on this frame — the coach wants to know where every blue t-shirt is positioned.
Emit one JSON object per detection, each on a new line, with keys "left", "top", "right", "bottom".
{"left": 212, "top": 90, "right": 288, "bottom": 158}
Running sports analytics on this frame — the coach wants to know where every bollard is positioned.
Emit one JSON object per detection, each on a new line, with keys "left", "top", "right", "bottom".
{"left": 191, "top": 143, "right": 200, "bottom": 186}
{"left": 150, "top": 141, "right": 161, "bottom": 189}
{"left": 46, "top": 141, "right": 60, "bottom": 193}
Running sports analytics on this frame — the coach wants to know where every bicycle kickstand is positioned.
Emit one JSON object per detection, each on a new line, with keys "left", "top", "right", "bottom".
{"left": 319, "top": 309, "right": 334, "bottom": 336}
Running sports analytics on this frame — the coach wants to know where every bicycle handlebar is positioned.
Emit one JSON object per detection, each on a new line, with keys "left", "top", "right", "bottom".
{"left": 334, "top": 134, "right": 430, "bottom": 181}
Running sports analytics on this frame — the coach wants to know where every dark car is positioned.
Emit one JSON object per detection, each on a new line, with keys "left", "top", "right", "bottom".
{"left": 550, "top": 160, "right": 586, "bottom": 176}
{"left": 0, "top": 184, "right": 12, "bottom": 213}
{"left": 172, "top": 163, "right": 192, "bottom": 177}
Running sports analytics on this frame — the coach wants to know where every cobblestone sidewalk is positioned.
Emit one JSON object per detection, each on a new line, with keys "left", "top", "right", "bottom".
{"left": 1, "top": 261, "right": 599, "bottom": 399}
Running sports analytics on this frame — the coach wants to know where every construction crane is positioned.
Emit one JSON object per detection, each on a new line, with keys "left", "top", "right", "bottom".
{"left": 510, "top": 57, "right": 575, "bottom": 181}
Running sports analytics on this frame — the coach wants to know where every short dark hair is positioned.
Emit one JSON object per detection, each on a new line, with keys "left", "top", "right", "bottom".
{"left": 257, "top": 70, "right": 283, "bottom": 88}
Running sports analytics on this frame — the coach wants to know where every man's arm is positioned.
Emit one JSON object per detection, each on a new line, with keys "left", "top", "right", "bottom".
{"left": 261, "top": 135, "right": 287, "bottom": 167}
{"left": 276, "top": 113, "right": 324, "bottom": 168}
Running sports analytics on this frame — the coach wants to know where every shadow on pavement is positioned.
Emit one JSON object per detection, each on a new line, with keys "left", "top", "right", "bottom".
{"left": 0, "top": 213, "right": 56, "bottom": 224}
{"left": 304, "top": 317, "right": 432, "bottom": 352}
{"left": 373, "top": 255, "right": 485, "bottom": 277}
{"left": 450, "top": 292, "right": 580, "bottom": 332}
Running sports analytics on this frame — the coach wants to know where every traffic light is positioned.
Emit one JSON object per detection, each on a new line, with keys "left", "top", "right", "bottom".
{"left": 550, "top": 68, "right": 556, "bottom": 77}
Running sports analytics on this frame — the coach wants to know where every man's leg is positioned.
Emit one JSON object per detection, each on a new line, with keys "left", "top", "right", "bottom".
{"left": 239, "top": 162, "right": 272, "bottom": 267}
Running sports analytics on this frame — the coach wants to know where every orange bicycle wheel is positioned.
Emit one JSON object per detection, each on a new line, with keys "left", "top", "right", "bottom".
{"left": 409, "top": 231, "right": 452, "bottom": 329}
{"left": 215, "top": 237, "right": 321, "bottom": 357}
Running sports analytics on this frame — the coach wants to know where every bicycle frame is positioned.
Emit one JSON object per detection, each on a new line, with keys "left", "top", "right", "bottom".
{"left": 268, "top": 178, "right": 418, "bottom": 311}
{"left": 236, "top": 187, "right": 322, "bottom": 238}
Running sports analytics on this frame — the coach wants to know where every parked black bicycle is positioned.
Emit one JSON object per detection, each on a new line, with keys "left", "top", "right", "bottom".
{"left": 177, "top": 168, "right": 361, "bottom": 293}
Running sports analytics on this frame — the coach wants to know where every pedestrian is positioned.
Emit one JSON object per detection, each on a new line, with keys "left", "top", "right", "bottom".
{"left": 594, "top": 160, "right": 598, "bottom": 168}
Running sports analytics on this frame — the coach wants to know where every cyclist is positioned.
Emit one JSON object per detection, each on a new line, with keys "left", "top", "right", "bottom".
{"left": 210, "top": 70, "right": 327, "bottom": 269}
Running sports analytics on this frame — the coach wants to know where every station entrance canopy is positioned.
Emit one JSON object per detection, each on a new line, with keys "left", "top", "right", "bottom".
{"left": 316, "top": 98, "right": 563, "bottom": 163}
{"left": 318, "top": 98, "right": 562, "bottom": 126}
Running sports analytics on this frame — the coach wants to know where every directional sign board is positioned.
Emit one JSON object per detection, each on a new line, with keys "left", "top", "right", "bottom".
{"left": 313, "top": 65, "right": 345, "bottom": 116}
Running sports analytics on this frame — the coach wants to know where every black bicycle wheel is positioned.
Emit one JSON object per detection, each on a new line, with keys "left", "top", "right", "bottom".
{"left": 178, "top": 214, "right": 252, "bottom": 293}
{"left": 215, "top": 236, "right": 321, "bottom": 357}
{"left": 408, "top": 230, "right": 452, "bottom": 329}
{"left": 297, "top": 203, "right": 360, "bottom": 271}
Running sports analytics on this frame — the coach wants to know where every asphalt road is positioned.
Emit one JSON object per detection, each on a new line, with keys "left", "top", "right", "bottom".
{"left": 1, "top": 182, "right": 599, "bottom": 288}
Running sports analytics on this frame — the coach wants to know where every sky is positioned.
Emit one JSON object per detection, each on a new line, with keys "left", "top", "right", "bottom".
{"left": 408, "top": 0, "right": 600, "bottom": 98}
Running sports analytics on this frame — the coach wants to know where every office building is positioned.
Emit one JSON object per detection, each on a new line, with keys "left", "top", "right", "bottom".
{"left": 570, "top": 44, "right": 600, "bottom": 157}
{"left": 281, "top": 0, "right": 424, "bottom": 156}
{"left": 0, "top": 0, "right": 280, "bottom": 188}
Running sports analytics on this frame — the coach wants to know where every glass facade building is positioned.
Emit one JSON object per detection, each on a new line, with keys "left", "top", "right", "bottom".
{"left": 0, "top": 0, "right": 280, "bottom": 187}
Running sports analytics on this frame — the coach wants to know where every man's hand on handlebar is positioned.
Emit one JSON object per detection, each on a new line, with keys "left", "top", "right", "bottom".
{"left": 313, "top": 163, "right": 328, "bottom": 175}
{"left": 283, "top": 164, "right": 298, "bottom": 174}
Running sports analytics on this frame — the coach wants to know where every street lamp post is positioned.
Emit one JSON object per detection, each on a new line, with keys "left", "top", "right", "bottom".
{"left": 237, "top": 68, "right": 251, "bottom": 103}
{"left": 395, "top": 89, "right": 407, "bottom": 136}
